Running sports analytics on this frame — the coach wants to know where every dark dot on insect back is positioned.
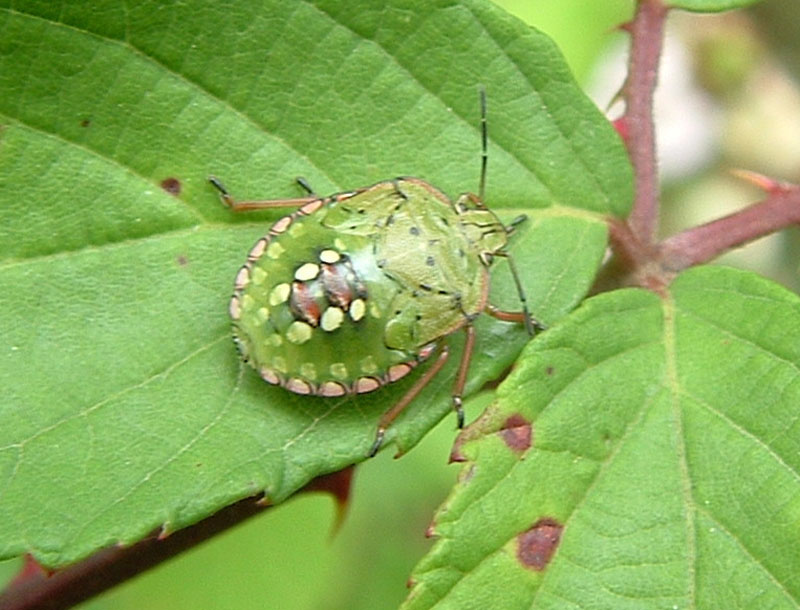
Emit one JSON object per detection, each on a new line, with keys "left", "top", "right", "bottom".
{"left": 160, "top": 177, "right": 181, "bottom": 196}
{"left": 426, "top": 256, "right": 435, "bottom": 267}
{"left": 409, "top": 226, "right": 420, "bottom": 236}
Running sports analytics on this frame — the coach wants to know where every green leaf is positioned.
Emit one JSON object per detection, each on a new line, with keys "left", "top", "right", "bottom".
{"left": 0, "top": 0, "right": 630, "bottom": 567}
{"left": 667, "top": 0, "right": 763, "bottom": 11}
{"left": 405, "top": 266, "right": 800, "bottom": 610}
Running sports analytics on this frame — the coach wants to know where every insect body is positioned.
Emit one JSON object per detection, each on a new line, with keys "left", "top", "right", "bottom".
{"left": 212, "top": 93, "right": 537, "bottom": 456}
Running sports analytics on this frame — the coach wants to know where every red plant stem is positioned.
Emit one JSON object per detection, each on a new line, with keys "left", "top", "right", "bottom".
{"left": 0, "top": 496, "right": 269, "bottom": 610}
{"left": 0, "top": 468, "right": 353, "bottom": 610}
{"left": 659, "top": 186, "right": 800, "bottom": 271}
{"left": 623, "top": 0, "right": 669, "bottom": 245}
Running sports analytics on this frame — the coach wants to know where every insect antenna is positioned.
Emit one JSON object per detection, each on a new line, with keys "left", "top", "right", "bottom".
{"left": 506, "top": 214, "right": 528, "bottom": 235}
{"left": 478, "top": 86, "right": 488, "bottom": 203}
{"left": 476, "top": 89, "right": 540, "bottom": 336}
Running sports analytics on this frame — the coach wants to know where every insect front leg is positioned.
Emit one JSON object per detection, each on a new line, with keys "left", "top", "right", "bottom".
{"left": 488, "top": 252, "right": 543, "bottom": 335}
{"left": 485, "top": 303, "right": 544, "bottom": 333}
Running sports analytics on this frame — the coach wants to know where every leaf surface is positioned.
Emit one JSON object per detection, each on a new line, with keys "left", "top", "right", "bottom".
{"left": 0, "top": 0, "right": 630, "bottom": 566}
{"left": 405, "top": 266, "right": 800, "bottom": 610}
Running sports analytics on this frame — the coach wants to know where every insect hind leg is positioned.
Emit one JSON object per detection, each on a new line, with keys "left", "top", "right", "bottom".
{"left": 208, "top": 175, "right": 319, "bottom": 211}
{"left": 369, "top": 343, "right": 450, "bottom": 457}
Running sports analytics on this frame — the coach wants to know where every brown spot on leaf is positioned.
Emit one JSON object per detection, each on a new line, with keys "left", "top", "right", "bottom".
{"left": 176, "top": 255, "right": 188, "bottom": 267}
{"left": 500, "top": 413, "right": 531, "bottom": 453}
{"left": 80, "top": 118, "right": 91, "bottom": 128}
{"left": 545, "top": 365, "right": 554, "bottom": 376}
{"left": 517, "top": 518, "right": 563, "bottom": 571}
{"left": 160, "top": 177, "right": 181, "bottom": 196}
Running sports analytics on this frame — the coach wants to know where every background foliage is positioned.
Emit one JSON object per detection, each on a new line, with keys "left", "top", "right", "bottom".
{"left": 0, "top": 0, "right": 628, "bottom": 606}
{"left": 2, "top": 0, "right": 799, "bottom": 609}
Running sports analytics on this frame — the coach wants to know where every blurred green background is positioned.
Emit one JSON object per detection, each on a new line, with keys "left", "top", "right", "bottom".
{"left": 4, "top": 0, "right": 800, "bottom": 607}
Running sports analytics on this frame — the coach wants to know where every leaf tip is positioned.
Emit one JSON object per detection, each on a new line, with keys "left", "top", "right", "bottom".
{"left": 424, "top": 520, "right": 438, "bottom": 539}
{"left": 157, "top": 523, "right": 175, "bottom": 540}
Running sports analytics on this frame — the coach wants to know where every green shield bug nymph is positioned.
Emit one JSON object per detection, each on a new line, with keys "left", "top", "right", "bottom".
{"left": 211, "top": 90, "right": 540, "bottom": 456}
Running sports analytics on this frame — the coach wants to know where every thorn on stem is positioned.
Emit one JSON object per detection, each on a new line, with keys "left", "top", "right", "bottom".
{"left": 729, "top": 169, "right": 792, "bottom": 194}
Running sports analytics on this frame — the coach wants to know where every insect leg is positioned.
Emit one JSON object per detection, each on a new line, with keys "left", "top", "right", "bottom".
{"left": 485, "top": 303, "right": 545, "bottom": 333}
{"left": 490, "top": 252, "right": 541, "bottom": 335}
{"left": 505, "top": 214, "right": 527, "bottom": 234}
{"left": 295, "top": 176, "right": 316, "bottom": 196}
{"left": 208, "top": 176, "right": 318, "bottom": 212}
{"left": 369, "top": 343, "right": 450, "bottom": 457}
{"left": 451, "top": 324, "right": 477, "bottom": 429}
